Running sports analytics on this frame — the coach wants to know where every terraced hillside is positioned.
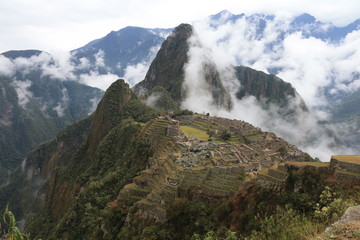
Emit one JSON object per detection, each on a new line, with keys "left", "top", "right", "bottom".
{"left": 113, "top": 114, "right": 312, "bottom": 222}
{"left": 256, "top": 155, "right": 360, "bottom": 185}
{"left": 258, "top": 161, "right": 330, "bottom": 184}
{"left": 331, "top": 155, "right": 360, "bottom": 182}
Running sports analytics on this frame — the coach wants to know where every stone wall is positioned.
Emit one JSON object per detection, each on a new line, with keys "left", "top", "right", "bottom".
{"left": 330, "top": 158, "right": 360, "bottom": 173}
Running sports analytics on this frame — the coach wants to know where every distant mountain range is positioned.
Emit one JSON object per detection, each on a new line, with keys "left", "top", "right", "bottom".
{"left": 68, "top": 11, "right": 360, "bottom": 85}
{"left": 0, "top": 50, "right": 103, "bottom": 183}
{"left": 1, "top": 11, "right": 360, "bottom": 239}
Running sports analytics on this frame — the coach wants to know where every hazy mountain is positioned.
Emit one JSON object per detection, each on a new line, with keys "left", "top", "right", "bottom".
{"left": 210, "top": 10, "right": 360, "bottom": 43}
{"left": 71, "top": 26, "right": 172, "bottom": 78}
{"left": 0, "top": 50, "right": 104, "bottom": 184}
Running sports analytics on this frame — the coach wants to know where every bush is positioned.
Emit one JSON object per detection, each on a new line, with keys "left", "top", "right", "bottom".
{"left": 219, "top": 129, "right": 231, "bottom": 142}
{"left": 245, "top": 205, "right": 320, "bottom": 240}
{"left": 314, "top": 186, "right": 354, "bottom": 223}
{"left": 171, "top": 109, "right": 193, "bottom": 117}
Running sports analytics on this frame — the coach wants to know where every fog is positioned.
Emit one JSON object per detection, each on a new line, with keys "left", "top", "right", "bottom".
{"left": 181, "top": 13, "right": 360, "bottom": 160}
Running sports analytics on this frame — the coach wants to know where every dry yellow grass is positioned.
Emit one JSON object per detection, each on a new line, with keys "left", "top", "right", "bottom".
{"left": 332, "top": 155, "right": 360, "bottom": 164}
{"left": 286, "top": 161, "right": 330, "bottom": 167}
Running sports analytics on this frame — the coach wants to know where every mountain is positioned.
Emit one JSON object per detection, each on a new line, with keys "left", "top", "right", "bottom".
{"left": 0, "top": 78, "right": 315, "bottom": 239}
{"left": 0, "top": 50, "right": 104, "bottom": 184}
{"left": 1, "top": 18, "right": 360, "bottom": 239}
{"left": 134, "top": 24, "right": 307, "bottom": 116}
{"left": 71, "top": 26, "right": 172, "bottom": 78}
{"left": 210, "top": 10, "right": 360, "bottom": 43}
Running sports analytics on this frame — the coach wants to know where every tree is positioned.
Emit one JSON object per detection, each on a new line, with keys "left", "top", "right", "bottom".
{"left": 219, "top": 129, "right": 231, "bottom": 142}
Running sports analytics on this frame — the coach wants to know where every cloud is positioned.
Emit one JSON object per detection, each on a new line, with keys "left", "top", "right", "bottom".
{"left": 0, "top": 55, "right": 15, "bottom": 76}
{"left": 94, "top": 50, "right": 106, "bottom": 69}
{"left": 78, "top": 70, "right": 119, "bottom": 91}
{"left": 0, "top": 50, "right": 121, "bottom": 91}
{"left": 88, "top": 95, "right": 102, "bottom": 114}
{"left": 122, "top": 45, "right": 161, "bottom": 86}
{"left": 122, "top": 62, "right": 150, "bottom": 86}
{"left": 1, "top": 0, "right": 360, "bottom": 53}
{"left": 11, "top": 80, "right": 33, "bottom": 108}
{"left": 52, "top": 88, "right": 70, "bottom": 117}
{"left": 181, "top": 13, "right": 360, "bottom": 160}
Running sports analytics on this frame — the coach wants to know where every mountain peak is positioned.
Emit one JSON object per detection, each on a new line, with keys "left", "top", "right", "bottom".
{"left": 293, "top": 13, "right": 317, "bottom": 24}
{"left": 1, "top": 49, "right": 45, "bottom": 59}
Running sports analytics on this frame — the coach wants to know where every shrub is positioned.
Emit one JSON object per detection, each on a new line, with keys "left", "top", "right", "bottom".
{"left": 1, "top": 205, "right": 30, "bottom": 240}
{"left": 219, "top": 129, "right": 231, "bottom": 142}
{"left": 245, "top": 205, "right": 320, "bottom": 240}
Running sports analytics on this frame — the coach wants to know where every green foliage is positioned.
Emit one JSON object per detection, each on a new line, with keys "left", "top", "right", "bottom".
{"left": 276, "top": 146, "right": 287, "bottom": 156}
{"left": 147, "top": 86, "right": 179, "bottom": 112}
{"left": 218, "top": 129, "right": 231, "bottom": 142}
{"left": 171, "top": 109, "right": 193, "bottom": 117}
{"left": 1, "top": 205, "right": 30, "bottom": 240}
{"left": 245, "top": 205, "right": 320, "bottom": 240}
{"left": 192, "top": 229, "right": 237, "bottom": 240}
{"left": 314, "top": 186, "right": 353, "bottom": 223}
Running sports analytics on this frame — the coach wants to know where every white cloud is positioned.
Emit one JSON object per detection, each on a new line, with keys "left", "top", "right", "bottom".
{"left": 94, "top": 50, "right": 106, "bottom": 68}
{"left": 122, "top": 44, "right": 161, "bottom": 86}
{"left": 122, "top": 62, "right": 150, "bottom": 86}
{"left": 52, "top": 88, "right": 69, "bottom": 117}
{"left": 12, "top": 80, "right": 33, "bottom": 108}
{"left": 88, "top": 96, "right": 101, "bottom": 114}
{"left": 0, "top": 55, "right": 15, "bottom": 76}
{"left": 1, "top": 1, "right": 360, "bottom": 53}
{"left": 78, "top": 70, "right": 119, "bottom": 91}
{"left": 181, "top": 14, "right": 360, "bottom": 161}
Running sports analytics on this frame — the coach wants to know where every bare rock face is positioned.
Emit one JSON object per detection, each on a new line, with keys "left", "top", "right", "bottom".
{"left": 326, "top": 205, "right": 360, "bottom": 232}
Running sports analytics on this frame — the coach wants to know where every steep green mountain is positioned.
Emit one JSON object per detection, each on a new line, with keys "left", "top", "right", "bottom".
{"left": 134, "top": 24, "right": 193, "bottom": 104}
{"left": 0, "top": 78, "right": 310, "bottom": 238}
{"left": 2, "top": 77, "right": 357, "bottom": 240}
{"left": 134, "top": 24, "right": 307, "bottom": 115}
{"left": 0, "top": 50, "right": 104, "bottom": 184}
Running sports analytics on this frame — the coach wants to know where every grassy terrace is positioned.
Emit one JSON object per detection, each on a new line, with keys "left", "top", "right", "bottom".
{"left": 180, "top": 126, "right": 209, "bottom": 141}
{"left": 336, "top": 169, "right": 360, "bottom": 177}
{"left": 258, "top": 168, "right": 284, "bottom": 182}
{"left": 286, "top": 161, "right": 330, "bottom": 167}
{"left": 180, "top": 125, "right": 241, "bottom": 144}
{"left": 332, "top": 155, "right": 360, "bottom": 164}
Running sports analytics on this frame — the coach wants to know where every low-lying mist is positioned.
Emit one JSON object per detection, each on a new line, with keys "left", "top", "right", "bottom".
{"left": 182, "top": 13, "right": 360, "bottom": 161}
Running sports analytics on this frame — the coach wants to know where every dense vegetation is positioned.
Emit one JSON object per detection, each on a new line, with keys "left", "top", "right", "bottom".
{"left": 0, "top": 67, "right": 103, "bottom": 183}
{"left": 112, "top": 167, "right": 358, "bottom": 240}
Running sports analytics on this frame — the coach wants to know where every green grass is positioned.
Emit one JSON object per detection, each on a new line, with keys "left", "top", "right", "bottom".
{"left": 180, "top": 126, "right": 209, "bottom": 140}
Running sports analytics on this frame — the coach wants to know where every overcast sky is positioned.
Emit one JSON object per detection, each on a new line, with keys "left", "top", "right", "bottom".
{"left": 1, "top": 0, "right": 360, "bottom": 53}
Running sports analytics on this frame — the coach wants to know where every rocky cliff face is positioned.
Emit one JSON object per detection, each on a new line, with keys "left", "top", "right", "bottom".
{"left": 235, "top": 66, "right": 308, "bottom": 116}
{"left": 134, "top": 24, "right": 192, "bottom": 103}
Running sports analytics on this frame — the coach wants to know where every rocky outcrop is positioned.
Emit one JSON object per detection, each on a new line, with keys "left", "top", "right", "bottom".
{"left": 134, "top": 24, "right": 308, "bottom": 116}
{"left": 235, "top": 66, "right": 308, "bottom": 113}
{"left": 134, "top": 24, "right": 192, "bottom": 103}
{"left": 326, "top": 205, "right": 360, "bottom": 231}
